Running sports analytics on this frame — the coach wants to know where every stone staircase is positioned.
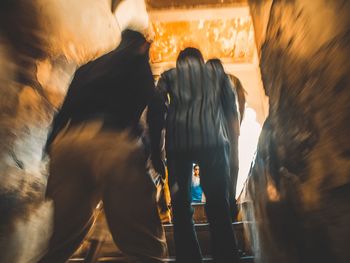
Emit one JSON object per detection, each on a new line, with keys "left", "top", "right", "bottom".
{"left": 69, "top": 202, "right": 254, "bottom": 262}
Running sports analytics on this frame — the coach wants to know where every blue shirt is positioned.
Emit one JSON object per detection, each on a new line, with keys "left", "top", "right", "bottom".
{"left": 191, "top": 175, "right": 203, "bottom": 203}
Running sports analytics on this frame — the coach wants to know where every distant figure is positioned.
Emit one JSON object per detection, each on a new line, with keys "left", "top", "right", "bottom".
{"left": 148, "top": 48, "right": 240, "bottom": 263}
{"left": 191, "top": 164, "right": 203, "bottom": 203}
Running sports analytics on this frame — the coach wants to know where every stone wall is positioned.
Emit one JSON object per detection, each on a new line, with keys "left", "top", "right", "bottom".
{"left": 244, "top": 0, "right": 350, "bottom": 262}
{"left": 0, "top": 1, "right": 120, "bottom": 262}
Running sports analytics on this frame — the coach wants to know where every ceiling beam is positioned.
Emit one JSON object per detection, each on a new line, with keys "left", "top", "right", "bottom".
{"left": 147, "top": 0, "right": 248, "bottom": 9}
{"left": 149, "top": 6, "right": 250, "bottom": 21}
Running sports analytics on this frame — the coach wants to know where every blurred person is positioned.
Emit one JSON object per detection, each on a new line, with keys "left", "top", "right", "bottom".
{"left": 191, "top": 164, "right": 204, "bottom": 203}
{"left": 140, "top": 107, "right": 172, "bottom": 224}
{"left": 40, "top": 17, "right": 167, "bottom": 263}
{"left": 157, "top": 167, "right": 172, "bottom": 223}
{"left": 147, "top": 48, "right": 240, "bottom": 263}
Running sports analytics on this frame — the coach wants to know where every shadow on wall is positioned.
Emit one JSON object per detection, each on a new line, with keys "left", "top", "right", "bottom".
{"left": 242, "top": 0, "right": 350, "bottom": 263}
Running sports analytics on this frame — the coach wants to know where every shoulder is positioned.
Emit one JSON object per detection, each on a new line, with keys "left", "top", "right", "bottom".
{"left": 228, "top": 74, "right": 239, "bottom": 82}
{"left": 161, "top": 68, "right": 176, "bottom": 80}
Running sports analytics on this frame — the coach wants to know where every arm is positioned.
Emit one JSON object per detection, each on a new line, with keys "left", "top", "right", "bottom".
{"left": 44, "top": 67, "right": 87, "bottom": 155}
{"left": 229, "top": 74, "right": 246, "bottom": 124}
{"left": 222, "top": 75, "right": 240, "bottom": 138}
{"left": 44, "top": 84, "right": 79, "bottom": 155}
{"left": 222, "top": 75, "right": 240, "bottom": 194}
{"left": 147, "top": 75, "right": 168, "bottom": 178}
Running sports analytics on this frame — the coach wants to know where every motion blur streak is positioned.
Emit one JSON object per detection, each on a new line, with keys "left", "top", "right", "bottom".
{"left": 0, "top": 1, "right": 122, "bottom": 262}
{"left": 241, "top": 1, "right": 350, "bottom": 263}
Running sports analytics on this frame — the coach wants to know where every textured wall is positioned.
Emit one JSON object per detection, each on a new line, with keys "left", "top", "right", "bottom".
{"left": 243, "top": 0, "right": 350, "bottom": 262}
{"left": 0, "top": 1, "right": 121, "bottom": 262}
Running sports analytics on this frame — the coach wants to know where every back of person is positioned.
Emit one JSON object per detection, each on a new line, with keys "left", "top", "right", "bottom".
{"left": 150, "top": 48, "right": 240, "bottom": 263}
{"left": 157, "top": 48, "right": 230, "bottom": 154}
{"left": 207, "top": 58, "right": 241, "bottom": 220}
{"left": 46, "top": 30, "right": 155, "bottom": 149}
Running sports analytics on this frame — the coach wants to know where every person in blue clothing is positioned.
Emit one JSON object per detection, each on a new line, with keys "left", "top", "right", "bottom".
{"left": 191, "top": 164, "right": 203, "bottom": 203}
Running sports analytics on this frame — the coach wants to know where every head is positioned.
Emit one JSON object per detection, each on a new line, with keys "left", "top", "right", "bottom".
{"left": 175, "top": 47, "right": 206, "bottom": 94}
{"left": 176, "top": 47, "right": 204, "bottom": 67}
{"left": 117, "top": 29, "right": 150, "bottom": 56}
{"left": 206, "top": 58, "right": 226, "bottom": 79}
{"left": 193, "top": 164, "right": 200, "bottom": 176}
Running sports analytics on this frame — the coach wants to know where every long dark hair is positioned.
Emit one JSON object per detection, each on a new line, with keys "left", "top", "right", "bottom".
{"left": 176, "top": 47, "right": 204, "bottom": 66}
{"left": 206, "top": 58, "right": 226, "bottom": 81}
{"left": 206, "top": 58, "right": 246, "bottom": 123}
{"left": 175, "top": 47, "right": 206, "bottom": 97}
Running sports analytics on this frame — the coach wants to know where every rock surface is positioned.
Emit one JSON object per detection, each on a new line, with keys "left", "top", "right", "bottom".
{"left": 0, "top": 1, "right": 121, "bottom": 262}
{"left": 243, "top": 1, "right": 350, "bottom": 262}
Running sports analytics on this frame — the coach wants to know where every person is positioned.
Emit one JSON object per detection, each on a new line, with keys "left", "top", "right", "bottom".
{"left": 228, "top": 74, "right": 246, "bottom": 125}
{"left": 207, "top": 59, "right": 242, "bottom": 220}
{"left": 191, "top": 164, "right": 203, "bottom": 203}
{"left": 147, "top": 48, "right": 240, "bottom": 263}
{"left": 39, "top": 16, "right": 167, "bottom": 263}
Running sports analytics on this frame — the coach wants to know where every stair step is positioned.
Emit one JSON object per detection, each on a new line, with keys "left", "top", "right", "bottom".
{"left": 70, "top": 207, "right": 254, "bottom": 262}
{"left": 69, "top": 255, "right": 254, "bottom": 262}
{"left": 164, "top": 256, "right": 255, "bottom": 262}
{"left": 90, "top": 222, "right": 249, "bottom": 256}
{"left": 192, "top": 202, "right": 207, "bottom": 223}
{"left": 164, "top": 222, "right": 250, "bottom": 257}
{"left": 71, "top": 221, "right": 252, "bottom": 260}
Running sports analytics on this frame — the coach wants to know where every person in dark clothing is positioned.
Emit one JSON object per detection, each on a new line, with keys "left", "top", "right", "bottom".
{"left": 228, "top": 73, "right": 246, "bottom": 125}
{"left": 207, "top": 59, "right": 242, "bottom": 221}
{"left": 147, "top": 48, "right": 240, "bottom": 263}
{"left": 40, "top": 30, "right": 167, "bottom": 263}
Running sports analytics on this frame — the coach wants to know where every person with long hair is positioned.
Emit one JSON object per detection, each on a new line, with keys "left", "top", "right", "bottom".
{"left": 206, "top": 58, "right": 242, "bottom": 220}
{"left": 148, "top": 48, "right": 240, "bottom": 263}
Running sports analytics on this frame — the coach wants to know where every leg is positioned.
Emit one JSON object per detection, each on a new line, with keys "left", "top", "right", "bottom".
{"left": 229, "top": 170, "right": 239, "bottom": 221}
{"left": 102, "top": 137, "right": 167, "bottom": 263}
{"left": 199, "top": 146, "right": 239, "bottom": 263}
{"left": 167, "top": 156, "right": 202, "bottom": 263}
{"left": 39, "top": 137, "right": 100, "bottom": 263}
{"left": 229, "top": 142, "right": 239, "bottom": 220}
